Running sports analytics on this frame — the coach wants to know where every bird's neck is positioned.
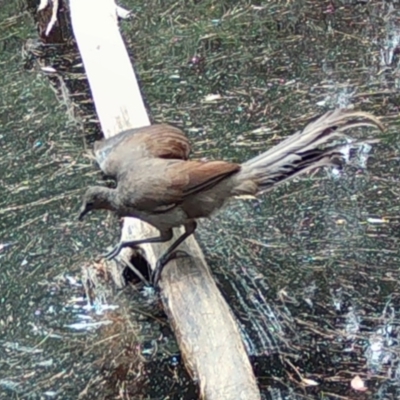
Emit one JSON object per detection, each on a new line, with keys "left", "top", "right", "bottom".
{"left": 96, "top": 186, "right": 122, "bottom": 212}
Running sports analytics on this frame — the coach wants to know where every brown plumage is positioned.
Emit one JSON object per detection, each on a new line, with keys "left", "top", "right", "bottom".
{"left": 94, "top": 124, "right": 191, "bottom": 177}
{"left": 79, "top": 110, "right": 384, "bottom": 285}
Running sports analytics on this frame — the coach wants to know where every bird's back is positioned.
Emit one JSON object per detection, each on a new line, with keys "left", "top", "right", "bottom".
{"left": 94, "top": 124, "right": 191, "bottom": 178}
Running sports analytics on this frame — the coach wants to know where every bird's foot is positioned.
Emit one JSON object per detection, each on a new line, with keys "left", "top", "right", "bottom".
{"left": 103, "top": 243, "right": 123, "bottom": 260}
{"left": 151, "top": 250, "right": 190, "bottom": 287}
{"left": 103, "top": 241, "right": 143, "bottom": 260}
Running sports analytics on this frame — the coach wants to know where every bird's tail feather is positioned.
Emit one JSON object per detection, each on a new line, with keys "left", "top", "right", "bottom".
{"left": 237, "top": 109, "right": 384, "bottom": 194}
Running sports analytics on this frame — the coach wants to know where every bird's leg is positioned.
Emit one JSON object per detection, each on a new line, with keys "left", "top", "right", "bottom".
{"left": 152, "top": 221, "right": 197, "bottom": 286}
{"left": 104, "top": 229, "right": 173, "bottom": 260}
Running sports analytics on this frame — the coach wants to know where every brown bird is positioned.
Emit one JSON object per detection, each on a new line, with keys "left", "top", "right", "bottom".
{"left": 93, "top": 124, "right": 191, "bottom": 177}
{"left": 79, "top": 110, "right": 384, "bottom": 285}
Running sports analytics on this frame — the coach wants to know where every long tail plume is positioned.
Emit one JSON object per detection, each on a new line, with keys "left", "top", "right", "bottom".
{"left": 239, "top": 109, "right": 384, "bottom": 193}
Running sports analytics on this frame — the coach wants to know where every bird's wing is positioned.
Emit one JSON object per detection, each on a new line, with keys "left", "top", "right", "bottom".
{"left": 94, "top": 124, "right": 191, "bottom": 177}
{"left": 172, "top": 160, "right": 241, "bottom": 197}
{"left": 119, "top": 159, "right": 240, "bottom": 213}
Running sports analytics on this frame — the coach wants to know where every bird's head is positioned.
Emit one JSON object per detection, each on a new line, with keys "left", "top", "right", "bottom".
{"left": 78, "top": 186, "right": 114, "bottom": 221}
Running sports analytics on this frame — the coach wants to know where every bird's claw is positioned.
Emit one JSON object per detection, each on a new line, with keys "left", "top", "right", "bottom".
{"left": 151, "top": 250, "right": 191, "bottom": 287}
{"left": 103, "top": 243, "right": 123, "bottom": 260}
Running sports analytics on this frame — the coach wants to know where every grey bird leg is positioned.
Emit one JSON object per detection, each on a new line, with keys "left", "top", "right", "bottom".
{"left": 104, "top": 229, "right": 173, "bottom": 260}
{"left": 152, "top": 221, "right": 197, "bottom": 286}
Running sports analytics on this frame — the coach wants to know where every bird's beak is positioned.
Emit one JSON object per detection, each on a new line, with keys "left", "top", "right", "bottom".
{"left": 78, "top": 204, "right": 89, "bottom": 221}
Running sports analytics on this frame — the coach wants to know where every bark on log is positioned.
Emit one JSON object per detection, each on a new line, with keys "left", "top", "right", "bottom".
{"left": 69, "top": 1, "right": 261, "bottom": 398}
